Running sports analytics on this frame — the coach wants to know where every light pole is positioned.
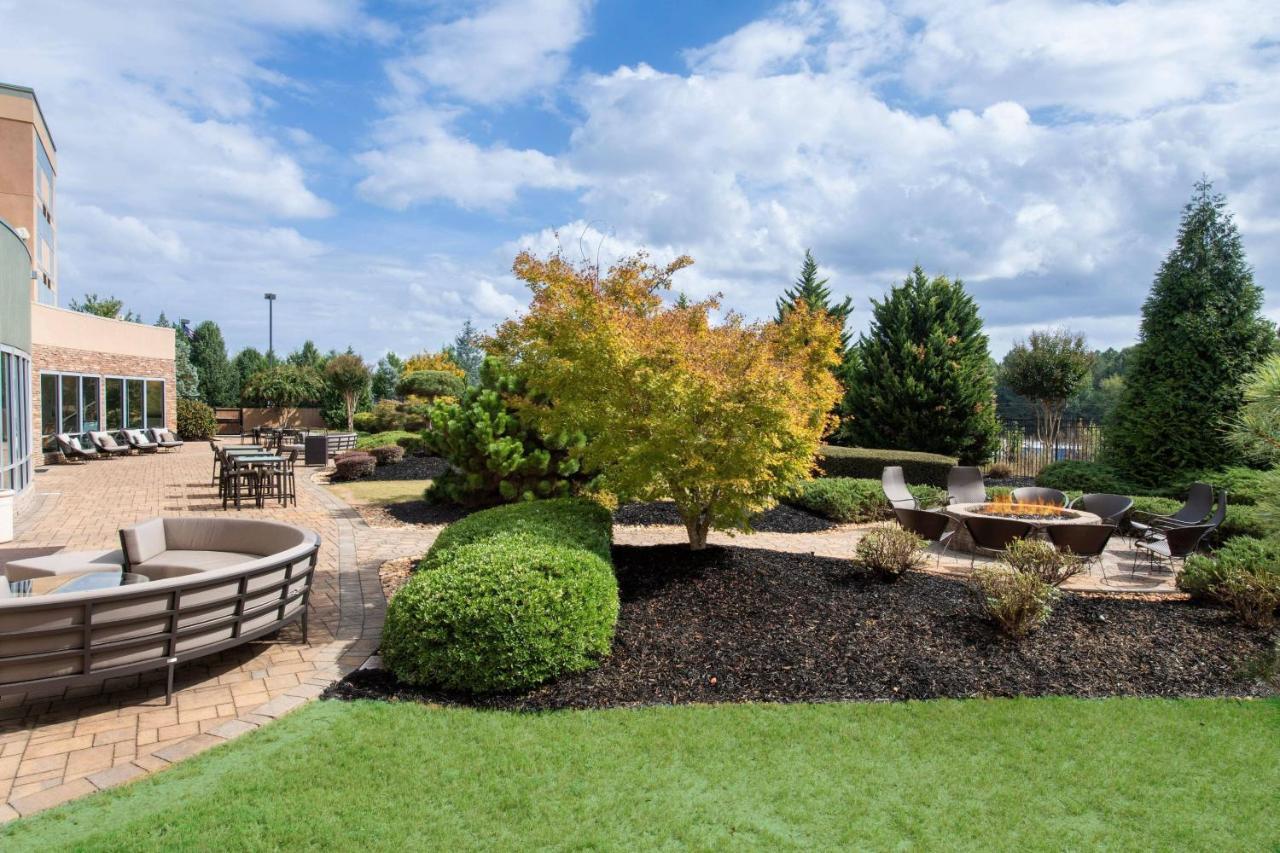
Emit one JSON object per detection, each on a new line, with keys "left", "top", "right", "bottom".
{"left": 264, "top": 293, "right": 277, "bottom": 364}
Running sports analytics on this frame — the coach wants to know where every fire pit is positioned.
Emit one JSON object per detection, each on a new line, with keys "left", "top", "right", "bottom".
{"left": 943, "top": 499, "right": 1102, "bottom": 554}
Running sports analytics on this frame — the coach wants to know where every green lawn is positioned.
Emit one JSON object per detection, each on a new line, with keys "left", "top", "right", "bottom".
{"left": 326, "top": 478, "right": 431, "bottom": 506}
{"left": 6, "top": 698, "right": 1277, "bottom": 850}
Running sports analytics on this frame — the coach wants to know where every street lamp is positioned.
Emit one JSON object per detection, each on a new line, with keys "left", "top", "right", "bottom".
{"left": 264, "top": 293, "right": 277, "bottom": 364}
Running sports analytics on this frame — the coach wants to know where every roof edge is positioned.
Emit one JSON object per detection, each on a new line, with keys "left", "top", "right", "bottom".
{"left": 0, "top": 82, "right": 56, "bottom": 152}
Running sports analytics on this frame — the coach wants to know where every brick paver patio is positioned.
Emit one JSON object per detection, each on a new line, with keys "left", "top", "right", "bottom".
{"left": 0, "top": 442, "right": 438, "bottom": 822}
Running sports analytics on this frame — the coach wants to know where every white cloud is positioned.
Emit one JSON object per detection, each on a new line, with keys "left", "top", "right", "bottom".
{"left": 389, "top": 0, "right": 594, "bottom": 105}
{"left": 357, "top": 109, "right": 581, "bottom": 210}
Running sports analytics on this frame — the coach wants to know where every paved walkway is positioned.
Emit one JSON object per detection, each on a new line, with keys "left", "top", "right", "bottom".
{"left": 0, "top": 443, "right": 436, "bottom": 822}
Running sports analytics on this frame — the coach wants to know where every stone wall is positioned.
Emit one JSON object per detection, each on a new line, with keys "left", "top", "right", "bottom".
{"left": 32, "top": 343, "right": 177, "bottom": 464}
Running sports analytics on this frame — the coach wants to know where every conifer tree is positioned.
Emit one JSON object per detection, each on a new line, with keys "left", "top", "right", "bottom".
{"left": 839, "top": 266, "right": 999, "bottom": 464}
{"left": 777, "top": 250, "right": 853, "bottom": 354}
{"left": 1106, "top": 181, "right": 1276, "bottom": 483}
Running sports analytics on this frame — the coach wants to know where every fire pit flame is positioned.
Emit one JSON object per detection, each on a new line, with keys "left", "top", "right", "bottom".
{"left": 977, "top": 493, "right": 1071, "bottom": 519}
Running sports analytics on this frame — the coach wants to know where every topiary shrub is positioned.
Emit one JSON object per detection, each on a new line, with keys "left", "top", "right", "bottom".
{"left": 396, "top": 434, "right": 428, "bottom": 456}
{"left": 396, "top": 370, "right": 466, "bottom": 401}
{"left": 852, "top": 526, "right": 926, "bottom": 581}
{"left": 784, "top": 478, "right": 946, "bottom": 523}
{"left": 333, "top": 452, "right": 376, "bottom": 480}
{"left": 369, "top": 445, "right": 405, "bottom": 466}
{"left": 366, "top": 399, "right": 407, "bottom": 433}
{"left": 816, "top": 446, "right": 956, "bottom": 487}
{"left": 382, "top": 498, "right": 618, "bottom": 693}
{"left": 356, "top": 430, "right": 418, "bottom": 451}
{"left": 1002, "top": 538, "right": 1084, "bottom": 588}
{"left": 425, "top": 357, "right": 592, "bottom": 507}
{"left": 176, "top": 398, "right": 217, "bottom": 440}
{"left": 353, "top": 411, "right": 379, "bottom": 433}
{"left": 1180, "top": 537, "right": 1280, "bottom": 602}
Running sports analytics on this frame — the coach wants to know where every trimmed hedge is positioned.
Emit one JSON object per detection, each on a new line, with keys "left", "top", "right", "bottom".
{"left": 1036, "top": 461, "right": 1140, "bottom": 495}
{"left": 382, "top": 498, "right": 618, "bottom": 693}
{"left": 784, "top": 478, "right": 947, "bottom": 523}
{"left": 356, "top": 430, "right": 419, "bottom": 451}
{"left": 333, "top": 452, "right": 376, "bottom": 480}
{"left": 369, "top": 445, "right": 405, "bottom": 466}
{"left": 816, "top": 446, "right": 956, "bottom": 488}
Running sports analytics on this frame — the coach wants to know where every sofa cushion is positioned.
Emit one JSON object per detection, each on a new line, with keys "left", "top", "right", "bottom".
{"left": 122, "top": 518, "right": 167, "bottom": 565}
{"left": 4, "top": 549, "right": 126, "bottom": 582}
{"left": 139, "top": 550, "right": 258, "bottom": 576}
{"left": 161, "top": 518, "right": 307, "bottom": 557}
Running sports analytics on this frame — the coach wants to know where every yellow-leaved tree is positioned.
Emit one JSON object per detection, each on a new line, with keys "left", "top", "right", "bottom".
{"left": 493, "top": 251, "right": 843, "bottom": 549}
{"left": 403, "top": 351, "right": 464, "bottom": 377}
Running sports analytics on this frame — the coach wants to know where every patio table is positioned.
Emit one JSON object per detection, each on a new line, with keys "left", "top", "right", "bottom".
{"left": 9, "top": 570, "right": 148, "bottom": 597}
{"left": 229, "top": 455, "right": 289, "bottom": 508}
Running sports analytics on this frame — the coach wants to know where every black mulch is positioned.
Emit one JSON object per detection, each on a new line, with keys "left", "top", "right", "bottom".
{"left": 613, "top": 500, "right": 838, "bottom": 533}
{"left": 360, "top": 456, "right": 450, "bottom": 482}
{"left": 326, "top": 544, "right": 1276, "bottom": 709}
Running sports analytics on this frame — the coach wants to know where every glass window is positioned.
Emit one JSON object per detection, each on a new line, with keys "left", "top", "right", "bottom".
{"left": 81, "top": 376, "right": 100, "bottom": 432}
{"left": 60, "top": 374, "right": 79, "bottom": 433}
{"left": 105, "top": 378, "right": 123, "bottom": 430}
{"left": 126, "top": 379, "right": 144, "bottom": 429}
{"left": 145, "top": 380, "right": 164, "bottom": 428}
{"left": 2, "top": 348, "right": 33, "bottom": 494}
{"left": 41, "top": 373, "right": 57, "bottom": 443}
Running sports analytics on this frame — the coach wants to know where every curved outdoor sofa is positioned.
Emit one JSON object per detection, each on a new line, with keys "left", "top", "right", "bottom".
{"left": 0, "top": 518, "right": 321, "bottom": 704}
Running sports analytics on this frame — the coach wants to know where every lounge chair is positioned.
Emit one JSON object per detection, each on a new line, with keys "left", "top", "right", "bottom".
{"left": 123, "top": 428, "right": 159, "bottom": 453}
{"left": 947, "top": 466, "right": 986, "bottom": 505}
{"left": 149, "top": 427, "right": 184, "bottom": 451}
{"left": 894, "top": 507, "right": 955, "bottom": 566}
{"left": 881, "top": 466, "right": 918, "bottom": 510}
{"left": 1067, "top": 493, "right": 1133, "bottom": 527}
{"left": 1047, "top": 523, "right": 1116, "bottom": 578}
{"left": 962, "top": 515, "right": 1034, "bottom": 567}
{"left": 1129, "top": 482, "right": 1213, "bottom": 539}
{"left": 1011, "top": 486, "right": 1067, "bottom": 507}
{"left": 1133, "top": 523, "right": 1214, "bottom": 574}
{"left": 54, "top": 432, "right": 98, "bottom": 463}
{"left": 87, "top": 430, "right": 130, "bottom": 458}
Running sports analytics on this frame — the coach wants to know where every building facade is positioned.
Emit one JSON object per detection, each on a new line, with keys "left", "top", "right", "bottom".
{"left": 0, "top": 83, "right": 176, "bottom": 497}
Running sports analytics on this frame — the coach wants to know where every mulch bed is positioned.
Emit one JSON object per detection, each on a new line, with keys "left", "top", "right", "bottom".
{"left": 359, "top": 455, "right": 450, "bottom": 482}
{"left": 614, "top": 500, "right": 838, "bottom": 533}
{"left": 328, "top": 544, "right": 1276, "bottom": 709}
{"left": 355, "top": 500, "right": 471, "bottom": 529}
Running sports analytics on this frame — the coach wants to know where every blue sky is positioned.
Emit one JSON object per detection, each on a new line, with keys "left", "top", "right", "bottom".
{"left": 1, "top": 0, "right": 1277, "bottom": 361}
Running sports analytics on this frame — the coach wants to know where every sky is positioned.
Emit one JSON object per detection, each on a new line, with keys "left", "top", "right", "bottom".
{"left": 1, "top": 0, "right": 1277, "bottom": 361}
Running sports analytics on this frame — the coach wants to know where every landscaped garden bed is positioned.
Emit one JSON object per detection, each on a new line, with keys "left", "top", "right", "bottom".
{"left": 331, "top": 543, "right": 1275, "bottom": 709}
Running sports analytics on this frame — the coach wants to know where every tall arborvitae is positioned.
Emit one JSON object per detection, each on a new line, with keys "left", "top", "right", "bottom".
{"left": 839, "top": 265, "right": 999, "bottom": 464}
{"left": 776, "top": 249, "right": 853, "bottom": 354}
{"left": 1106, "top": 181, "right": 1276, "bottom": 484}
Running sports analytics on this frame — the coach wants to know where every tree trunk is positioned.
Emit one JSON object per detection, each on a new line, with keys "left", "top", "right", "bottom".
{"left": 682, "top": 509, "right": 711, "bottom": 550}
{"left": 344, "top": 392, "right": 355, "bottom": 432}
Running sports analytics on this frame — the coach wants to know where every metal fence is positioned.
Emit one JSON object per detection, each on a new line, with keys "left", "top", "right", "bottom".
{"left": 986, "top": 420, "right": 1104, "bottom": 478}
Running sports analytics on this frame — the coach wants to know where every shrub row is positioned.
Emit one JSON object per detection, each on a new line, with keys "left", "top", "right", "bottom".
{"left": 1038, "top": 460, "right": 1276, "bottom": 507}
{"left": 816, "top": 446, "right": 956, "bottom": 487}
{"left": 382, "top": 498, "right": 619, "bottom": 693}
{"left": 333, "top": 451, "right": 375, "bottom": 480}
{"left": 785, "top": 478, "right": 947, "bottom": 523}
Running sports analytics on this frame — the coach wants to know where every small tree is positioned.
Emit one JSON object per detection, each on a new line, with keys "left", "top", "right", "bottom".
{"left": 159, "top": 317, "right": 201, "bottom": 400}
{"left": 396, "top": 370, "right": 465, "bottom": 401}
{"left": 1000, "top": 330, "right": 1094, "bottom": 454}
{"left": 232, "top": 347, "right": 269, "bottom": 397}
{"left": 445, "top": 320, "right": 485, "bottom": 386}
{"left": 325, "top": 353, "right": 372, "bottom": 432}
{"left": 69, "top": 293, "right": 140, "bottom": 322}
{"left": 371, "top": 353, "right": 404, "bottom": 401}
{"left": 776, "top": 249, "right": 853, "bottom": 355}
{"left": 403, "top": 351, "right": 464, "bottom": 377}
{"left": 242, "top": 365, "right": 324, "bottom": 427}
{"left": 839, "top": 266, "right": 999, "bottom": 464}
{"left": 426, "top": 357, "right": 591, "bottom": 506}
{"left": 1107, "top": 181, "right": 1276, "bottom": 483}
{"left": 494, "top": 250, "right": 843, "bottom": 550}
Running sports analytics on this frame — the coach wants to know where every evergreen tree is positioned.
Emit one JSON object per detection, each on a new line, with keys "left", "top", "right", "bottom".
{"left": 838, "top": 265, "right": 999, "bottom": 464}
{"left": 776, "top": 250, "right": 853, "bottom": 353}
{"left": 231, "top": 347, "right": 269, "bottom": 402}
{"left": 444, "top": 320, "right": 485, "bottom": 386}
{"left": 189, "top": 321, "right": 236, "bottom": 407}
{"left": 1106, "top": 181, "right": 1276, "bottom": 484}
{"left": 371, "top": 353, "right": 403, "bottom": 401}
{"left": 156, "top": 315, "right": 201, "bottom": 400}
{"left": 287, "top": 341, "right": 324, "bottom": 370}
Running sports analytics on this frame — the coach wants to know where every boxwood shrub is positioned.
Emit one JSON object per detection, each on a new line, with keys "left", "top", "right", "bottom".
{"left": 369, "top": 444, "right": 405, "bottom": 466}
{"left": 382, "top": 498, "right": 618, "bottom": 693}
{"left": 784, "top": 478, "right": 947, "bottom": 523}
{"left": 817, "top": 446, "right": 956, "bottom": 487}
{"left": 333, "top": 452, "right": 376, "bottom": 480}
{"left": 356, "top": 430, "right": 419, "bottom": 451}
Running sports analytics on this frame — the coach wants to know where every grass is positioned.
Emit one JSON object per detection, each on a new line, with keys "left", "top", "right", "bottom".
{"left": 326, "top": 478, "right": 431, "bottom": 506}
{"left": 6, "top": 697, "right": 1277, "bottom": 850}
